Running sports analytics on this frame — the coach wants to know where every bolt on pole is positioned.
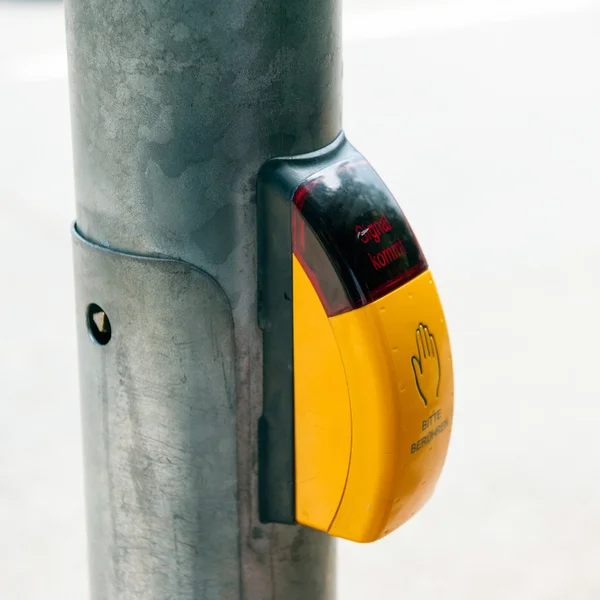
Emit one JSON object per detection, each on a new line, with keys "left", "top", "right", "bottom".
{"left": 65, "top": 0, "right": 341, "bottom": 597}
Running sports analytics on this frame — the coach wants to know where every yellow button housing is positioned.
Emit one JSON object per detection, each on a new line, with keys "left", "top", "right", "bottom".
{"left": 294, "top": 259, "right": 453, "bottom": 542}
{"left": 293, "top": 255, "right": 352, "bottom": 531}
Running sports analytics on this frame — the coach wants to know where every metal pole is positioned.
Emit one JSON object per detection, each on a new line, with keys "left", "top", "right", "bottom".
{"left": 65, "top": 0, "right": 341, "bottom": 597}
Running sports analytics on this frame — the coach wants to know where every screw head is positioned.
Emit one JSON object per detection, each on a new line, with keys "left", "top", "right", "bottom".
{"left": 87, "top": 303, "right": 112, "bottom": 345}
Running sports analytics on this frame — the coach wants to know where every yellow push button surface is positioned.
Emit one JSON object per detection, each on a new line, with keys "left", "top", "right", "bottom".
{"left": 328, "top": 270, "right": 453, "bottom": 542}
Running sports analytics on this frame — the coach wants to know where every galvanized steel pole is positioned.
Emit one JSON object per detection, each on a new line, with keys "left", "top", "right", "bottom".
{"left": 64, "top": 0, "right": 341, "bottom": 597}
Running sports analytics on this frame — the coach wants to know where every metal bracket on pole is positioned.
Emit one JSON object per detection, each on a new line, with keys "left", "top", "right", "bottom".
{"left": 73, "top": 227, "right": 239, "bottom": 597}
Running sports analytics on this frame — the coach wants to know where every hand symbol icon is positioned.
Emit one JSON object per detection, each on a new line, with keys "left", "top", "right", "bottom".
{"left": 411, "top": 323, "right": 440, "bottom": 407}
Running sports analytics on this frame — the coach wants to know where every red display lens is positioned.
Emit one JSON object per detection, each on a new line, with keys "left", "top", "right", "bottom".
{"left": 292, "top": 199, "right": 354, "bottom": 317}
{"left": 291, "top": 158, "right": 427, "bottom": 316}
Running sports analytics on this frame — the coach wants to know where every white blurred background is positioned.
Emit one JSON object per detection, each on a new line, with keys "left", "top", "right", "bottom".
{"left": 2, "top": 0, "right": 600, "bottom": 597}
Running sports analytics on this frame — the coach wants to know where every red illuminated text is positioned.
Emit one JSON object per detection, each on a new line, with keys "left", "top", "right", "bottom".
{"left": 368, "top": 239, "right": 407, "bottom": 271}
{"left": 356, "top": 215, "right": 392, "bottom": 244}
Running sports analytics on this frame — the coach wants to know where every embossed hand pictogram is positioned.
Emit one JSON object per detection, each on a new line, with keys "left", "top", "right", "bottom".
{"left": 411, "top": 323, "right": 440, "bottom": 407}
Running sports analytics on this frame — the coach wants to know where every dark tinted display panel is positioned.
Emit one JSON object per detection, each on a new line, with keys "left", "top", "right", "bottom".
{"left": 292, "top": 158, "right": 427, "bottom": 316}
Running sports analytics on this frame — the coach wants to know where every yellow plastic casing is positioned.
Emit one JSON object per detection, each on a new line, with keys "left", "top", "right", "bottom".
{"left": 293, "top": 256, "right": 453, "bottom": 543}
